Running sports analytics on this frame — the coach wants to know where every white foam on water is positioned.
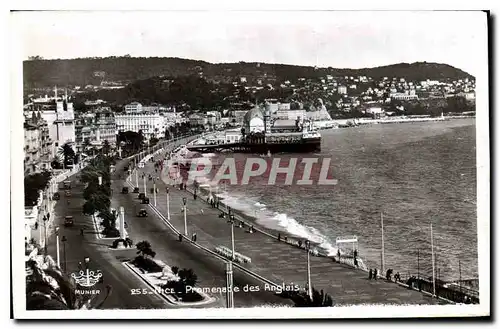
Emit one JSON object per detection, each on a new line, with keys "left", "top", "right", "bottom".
{"left": 201, "top": 153, "right": 217, "bottom": 158}
{"left": 215, "top": 190, "right": 340, "bottom": 257}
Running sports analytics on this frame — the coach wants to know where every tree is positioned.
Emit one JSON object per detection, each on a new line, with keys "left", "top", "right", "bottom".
{"left": 149, "top": 136, "right": 159, "bottom": 146}
{"left": 102, "top": 140, "right": 111, "bottom": 155}
{"left": 58, "top": 143, "right": 76, "bottom": 167}
{"left": 82, "top": 193, "right": 110, "bottom": 216}
{"left": 290, "top": 288, "right": 334, "bottom": 307}
{"left": 24, "top": 170, "right": 52, "bottom": 206}
{"left": 136, "top": 241, "right": 156, "bottom": 258}
{"left": 26, "top": 258, "right": 111, "bottom": 310}
{"left": 117, "top": 131, "right": 144, "bottom": 152}
{"left": 165, "top": 129, "right": 171, "bottom": 140}
{"left": 178, "top": 268, "right": 198, "bottom": 288}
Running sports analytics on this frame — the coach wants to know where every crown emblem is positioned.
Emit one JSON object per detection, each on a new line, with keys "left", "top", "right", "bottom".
{"left": 71, "top": 269, "right": 103, "bottom": 288}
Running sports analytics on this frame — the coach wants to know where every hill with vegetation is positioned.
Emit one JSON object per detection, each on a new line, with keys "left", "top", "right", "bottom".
{"left": 23, "top": 56, "right": 474, "bottom": 88}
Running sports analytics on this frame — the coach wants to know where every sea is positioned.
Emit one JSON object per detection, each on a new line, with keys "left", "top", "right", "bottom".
{"left": 184, "top": 119, "right": 478, "bottom": 283}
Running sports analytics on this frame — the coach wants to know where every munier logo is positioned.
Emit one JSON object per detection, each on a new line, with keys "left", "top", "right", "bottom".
{"left": 71, "top": 269, "right": 103, "bottom": 288}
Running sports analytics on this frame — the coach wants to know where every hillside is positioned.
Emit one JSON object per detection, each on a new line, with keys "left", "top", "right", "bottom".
{"left": 23, "top": 57, "right": 474, "bottom": 88}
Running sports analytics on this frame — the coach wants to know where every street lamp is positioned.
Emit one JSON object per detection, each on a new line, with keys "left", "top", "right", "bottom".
{"left": 55, "top": 226, "right": 60, "bottom": 268}
{"left": 166, "top": 187, "right": 171, "bottom": 220}
{"left": 229, "top": 214, "right": 236, "bottom": 261}
{"left": 143, "top": 173, "right": 147, "bottom": 196}
{"left": 183, "top": 197, "right": 187, "bottom": 236}
{"left": 153, "top": 178, "right": 157, "bottom": 207}
{"left": 43, "top": 215, "right": 49, "bottom": 254}
{"left": 61, "top": 236, "right": 67, "bottom": 272}
{"left": 135, "top": 159, "right": 139, "bottom": 188}
{"left": 305, "top": 240, "right": 312, "bottom": 300}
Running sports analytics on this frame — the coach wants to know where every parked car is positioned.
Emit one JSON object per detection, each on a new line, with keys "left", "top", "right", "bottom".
{"left": 133, "top": 187, "right": 140, "bottom": 193}
{"left": 122, "top": 187, "right": 129, "bottom": 194}
{"left": 65, "top": 190, "right": 72, "bottom": 197}
{"left": 63, "top": 181, "right": 71, "bottom": 190}
{"left": 142, "top": 197, "right": 150, "bottom": 204}
{"left": 53, "top": 192, "right": 60, "bottom": 200}
{"left": 64, "top": 216, "right": 74, "bottom": 227}
{"left": 138, "top": 193, "right": 145, "bottom": 200}
{"left": 138, "top": 162, "right": 145, "bottom": 168}
{"left": 138, "top": 209, "right": 148, "bottom": 217}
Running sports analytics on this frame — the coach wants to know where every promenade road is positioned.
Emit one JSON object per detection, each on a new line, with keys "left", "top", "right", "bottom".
{"left": 45, "top": 167, "right": 166, "bottom": 310}
{"left": 111, "top": 156, "right": 292, "bottom": 308}
{"left": 135, "top": 150, "right": 445, "bottom": 306}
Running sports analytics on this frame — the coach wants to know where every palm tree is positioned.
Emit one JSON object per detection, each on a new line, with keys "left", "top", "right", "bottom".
{"left": 83, "top": 138, "right": 91, "bottom": 153}
{"left": 136, "top": 241, "right": 156, "bottom": 258}
{"left": 178, "top": 268, "right": 198, "bottom": 288}
{"left": 290, "top": 288, "right": 334, "bottom": 307}
{"left": 58, "top": 143, "right": 75, "bottom": 168}
{"left": 102, "top": 140, "right": 111, "bottom": 156}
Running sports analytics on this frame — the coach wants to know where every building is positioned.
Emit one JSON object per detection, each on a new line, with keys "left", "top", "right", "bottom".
{"left": 75, "top": 112, "right": 117, "bottom": 151}
{"left": 27, "top": 87, "right": 75, "bottom": 149}
{"left": 24, "top": 113, "right": 54, "bottom": 175}
{"left": 188, "top": 114, "right": 208, "bottom": 126}
{"left": 124, "top": 102, "right": 143, "bottom": 114}
{"left": 231, "top": 110, "right": 248, "bottom": 125}
{"left": 338, "top": 86, "right": 348, "bottom": 94}
{"left": 275, "top": 109, "right": 307, "bottom": 121}
{"left": 391, "top": 93, "right": 419, "bottom": 101}
{"left": 115, "top": 112, "right": 163, "bottom": 140}
{"left": 243, "top": 107, "right": 265, "bottom": 133}
{"left": 225, "top": 129, "right": 242, "bottom": 143}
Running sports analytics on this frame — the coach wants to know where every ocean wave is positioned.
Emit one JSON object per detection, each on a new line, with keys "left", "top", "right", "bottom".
{"left": 214, "top": 190, "right": 340, "bottom": 257}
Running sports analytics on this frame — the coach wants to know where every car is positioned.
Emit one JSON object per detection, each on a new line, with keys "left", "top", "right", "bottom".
{"left": 64, "top": 216, "right": 74, "bottom": 227}
{"left": 122, "top": 187, "right": 129, "bottom": 194}
{"left": 138, "top": 162, "right": 145, "bottom": 169}
{"left": 133, "top": 187, "right": 140, "bottom": 193}
{"left": 142, "top": 197, "right": 150, "bottom": 204}
{"left": 138, "top": 209, "right": 148, "bottom": 217}
{"left": 63, "top": 181, "right": 71, "bottom": 190}
{"left": 138, "top": 192, "right": 145, "bottom": 200}
{"left": 53, "top": 192, "right": 60, "bottom": 200}
{"left": 65, "top": 190, "right": 72, "bottom": 197}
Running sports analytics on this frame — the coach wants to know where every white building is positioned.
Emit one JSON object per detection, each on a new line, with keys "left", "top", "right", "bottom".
{"left": 28, "top": 87, "right": 75, "bottom": 148}
{"left": 391, "top": 93, "right": 419, "bottom": 101}
{"left": 115, "top": 112, "right": 163, "bottom": 140}
{"left": 337, "top": 86, "right": 348, "bottom": 94}
{"left": 189, "top": 114, "right": 208, "bottom": 126}
{"left": 275, "top": 109, "right": 306, "bottom": 121}
{"left": 243, "top": 107, "right": 265, "bottom": 133}
{"left": 124, "top": 102, "right": 143, "bottom": 114}
{"left": 225, "top": 129, "right": 243, "bottom": 143}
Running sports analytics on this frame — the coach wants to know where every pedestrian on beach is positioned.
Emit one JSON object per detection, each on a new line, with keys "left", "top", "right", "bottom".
{"left": 298, "top": 240, "right": 302, "bottom": 248}
{"left": 369, "top": 269, "right": 373, "bottom": 280}
{"left": 373, "top": 268, "right": 378, "bottom": 280}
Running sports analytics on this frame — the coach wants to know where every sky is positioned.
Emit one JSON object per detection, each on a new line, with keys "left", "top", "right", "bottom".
{"left": 12, "top": 10, "right": 488, "bottom": 77}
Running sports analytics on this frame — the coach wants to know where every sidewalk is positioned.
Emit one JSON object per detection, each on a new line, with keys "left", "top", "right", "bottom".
{"left": 140, "top": 151, "right": 445, "bottom": 306}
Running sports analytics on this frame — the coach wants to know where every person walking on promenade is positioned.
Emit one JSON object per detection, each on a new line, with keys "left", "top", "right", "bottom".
{"left": 337, "top": 249, "right": 341, "bottom": 263}
{"left": 369, "top": 269, "right": 373, "bottom": 280}
{"left": 353, "top": 249, "right": 358, "bottom": 267}
{"left": 80, "top": 228, "right": 84, "bottom": 237}
{"left": 373, "top": 268, "right": 378, "bottom": 280}
{"left": 278, "top": 233, "right": 281, "bottom": 241}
